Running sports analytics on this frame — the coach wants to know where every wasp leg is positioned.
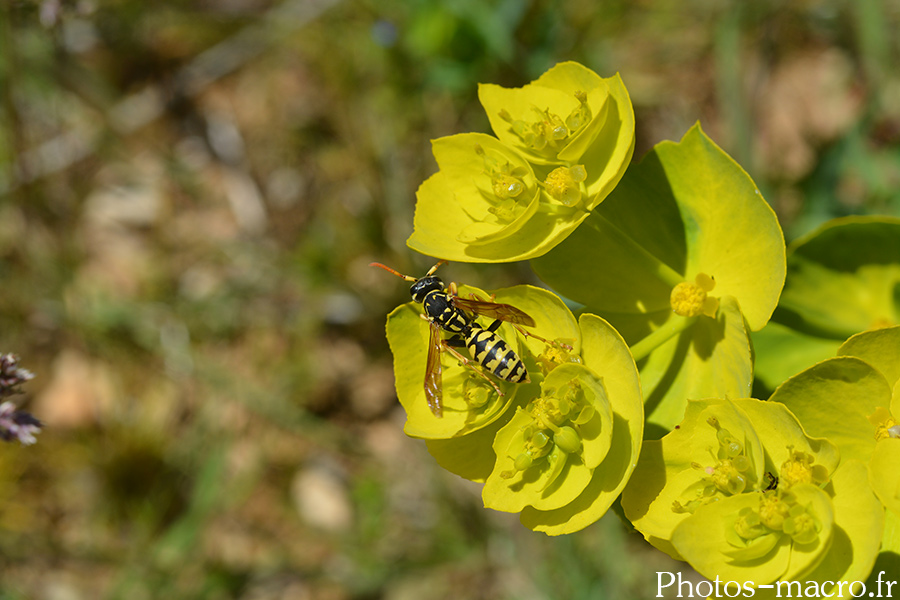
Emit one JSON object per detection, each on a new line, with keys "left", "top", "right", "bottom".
{"left": 468, "top": 291, "right": 497, "bottom": 302}
{"left": 477, "top": 313, "right": 573, "bottom": 351}
{"left": 425, "top": 260, "right": 448, "bottom": 277}
{"left": 439, "top": 340, "right": 505, "bottom": 396}
{"left": 511, "top": 323, "right": 573, "bottom": 350}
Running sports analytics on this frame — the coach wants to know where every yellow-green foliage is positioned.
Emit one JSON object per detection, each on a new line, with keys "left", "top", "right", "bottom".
{"left": 378, "top": 61, "right": 900, "bottom": 589}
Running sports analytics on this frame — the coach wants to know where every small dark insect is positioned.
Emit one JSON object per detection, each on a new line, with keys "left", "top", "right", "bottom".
{"left": 372, "top": 260, "right": 552, "bottom": 417}
{"left": 763, "top": 471, "right": 779, "bottom": 491}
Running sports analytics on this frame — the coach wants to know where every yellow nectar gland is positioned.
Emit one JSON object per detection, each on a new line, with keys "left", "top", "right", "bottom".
{"left": 731, "top": 490, "right": 821, "bottom": 546}
{"left": 757, "top": 490, "right": 792, "bottom": 530}
{"left": 671, "top": 273, "right": 718, "bottom": 318}
{"left": 783, "top": 503, "right": 820, "bottom": 544}
{"left": 498, "top": 91, "right": 592, "bottom": 153}
{"left": 779, "top": 448, "right": 829, "bottom": 487}
{"left": 500, "top": 380, "right": 592, "bottom": 479}
{"left": 474, "top": 143, "right": 528, "bottom": 201}
{"left": 869, "top": 407, "right": 900, "bottom": 441}
{"left": 534, "top": 339, "right": 581, "bottom": 375}
{"left": 733, "top": 506, "right": 768, "bottom": 541}
{"left": 543, "top": 165, "right": 587, "bottom": 206}
{"left": 687, "top": 417, "right": 754, "bottom": 501}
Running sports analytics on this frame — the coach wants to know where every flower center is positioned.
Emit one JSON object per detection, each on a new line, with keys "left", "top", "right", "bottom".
{"left": 498, "top": 91, "right": 592, "bottom": 155}
{"left": 543, "top": 165, "right": 587, "bottom": 206}
{"left": 730, "top": 489, "right": 822, "bottom": 547}
{"left": 675, "top": 416, "right": 756, "bottom": 514}
{"left": 778, "top": 448, "right": 829, "bottom": 487}
{"left": 670, "top": 273, "right": 718, "bottom": 317}
{"left": 475, "top": 144, "right": 529, "bottom": 201}
{"left": 501, "top": 379, "right": 595, "bottom": 479}
{"left": 534, "top": 339, "right": 581, "bottom": 376}
{"left": 462, "top": 376, "right": 493, "bottom": 409}
{"left": 869, "top": 407, "right": 900, "bottom": 441}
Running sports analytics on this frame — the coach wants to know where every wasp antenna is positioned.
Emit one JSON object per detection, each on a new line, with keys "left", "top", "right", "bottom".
{"left": 424, "top": 260, "right": 448, "bottom": 277}
{"left": 369, "top": 262, "right": 418, "bottom": 282}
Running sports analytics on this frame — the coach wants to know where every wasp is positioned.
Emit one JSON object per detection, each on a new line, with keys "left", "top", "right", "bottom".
{"left": 372, "top": 260, "right": 551, "bottom": 418}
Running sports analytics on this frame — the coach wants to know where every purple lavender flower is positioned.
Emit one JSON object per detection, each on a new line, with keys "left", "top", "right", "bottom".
{"left": 0, "top": 402, "right": 42, "bottom": 445}
{"left": 0, "top": 353, "right": 35, "bottom": 397}
{"left": 0, "top": 354, "right": 41, "bottom": 445}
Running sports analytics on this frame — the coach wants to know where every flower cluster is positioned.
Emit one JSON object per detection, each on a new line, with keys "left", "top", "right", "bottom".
{"left": 385, "top": 284, "right": 642, "bottom": 534}
{"left": 0, "top": 354, "right": 41, "bottom": 445}
{"left": 377, "top": 61, "right": 900, "bottom": 586}
{"left": 0, "top": 353, "right": 34, "bottom": 397}
{"left": 407, "top": 61, "right": 635, "bottom": 263}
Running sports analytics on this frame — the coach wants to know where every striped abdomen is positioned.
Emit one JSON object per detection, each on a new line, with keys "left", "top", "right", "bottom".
{"left": 465, "top": 326, "right": 528, "bottom": 383}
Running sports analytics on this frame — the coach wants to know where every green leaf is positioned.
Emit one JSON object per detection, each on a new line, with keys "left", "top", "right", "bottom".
{"left": 673, "top": 483, "right": 834, "bottom": 584}
{"left": 734, "top": 399, "right": 841, "bottom": 484}
{"left": 425, "top": 415, "right": 509, "bottom": 483}
{"left": 838, "top": 325, "right": 900, "bottom": 388}
{"left": 670, "top": 492, "right": 791, "bottom": 583}
{"left": 532, "top": 122, "right": 785, "bottom": 331}
{"left": 639, "top": 296, "right": 753, "bottom": 434}
{"left": 794, "top": 460, "right": 884, "bottom": 591}
{"left": 479, "top": 62, "right": 635, "bottom": 174}
{"left": 775, "top": 216, "right": 900, "bottom": 339}
{"left": 769, "top": 356, "right": 893, "bottom": 464}
{"left": 870, "top": 441, "right": 900, "bottom": 517}
{"left": 754, "top": 218, "right": 900, "bottom": 388}
{"left": 750, "top": 321, "right": 842, "bottom": 393}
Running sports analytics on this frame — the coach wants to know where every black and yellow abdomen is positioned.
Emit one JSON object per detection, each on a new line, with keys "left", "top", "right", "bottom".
{"left": 464, "top": 327, "right": 528, "bottom": 383}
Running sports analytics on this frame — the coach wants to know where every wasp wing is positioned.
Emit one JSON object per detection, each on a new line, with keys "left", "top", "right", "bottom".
{"left": 451, "top": 297, "right": 535, "bottom": 327}
{"left": 424, "top": 320, "right": 443, "bottom": 417}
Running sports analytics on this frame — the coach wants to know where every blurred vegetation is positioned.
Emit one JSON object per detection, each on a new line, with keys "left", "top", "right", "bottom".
{"left": 0, "top": 0, "right": 898, "bottom": 598}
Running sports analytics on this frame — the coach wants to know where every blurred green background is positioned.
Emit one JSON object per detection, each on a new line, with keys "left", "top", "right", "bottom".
{"left": 1, "top": 0, "right": 898, "bottom": 598}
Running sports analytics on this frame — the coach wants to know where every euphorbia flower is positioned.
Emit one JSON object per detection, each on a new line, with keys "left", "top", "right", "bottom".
{"left": 385, "top": 280, "right": 643, "bottom": 533}
{"left": 771, "top": 326, "right": 900, "bottom": 518}
{"left": 407, "top": 62, "right": 635, "bottom": 263}
{"left": 623, "top": 398, "right": 882, "bottom": 589}
{"left": 532, "top": 124, "right": 786, "bottom": 433}
{"left": 490, "top": 312, "right": 643, "bottom": 535}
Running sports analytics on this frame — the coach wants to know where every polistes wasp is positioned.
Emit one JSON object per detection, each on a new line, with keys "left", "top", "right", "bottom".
{"left": 372, "top": 260, "right": 554, "bottom": 418}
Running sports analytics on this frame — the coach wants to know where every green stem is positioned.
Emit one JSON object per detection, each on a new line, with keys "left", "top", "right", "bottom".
{"left": 584, "top": 211, "right": 685, "bottom": 288}
{"left": 629, "top": 316, "right": 698, "bottom": 362}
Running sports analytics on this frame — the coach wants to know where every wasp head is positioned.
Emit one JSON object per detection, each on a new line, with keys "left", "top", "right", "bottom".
{"left": 410, "top": 276, "right": 443, "bottom": 303}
